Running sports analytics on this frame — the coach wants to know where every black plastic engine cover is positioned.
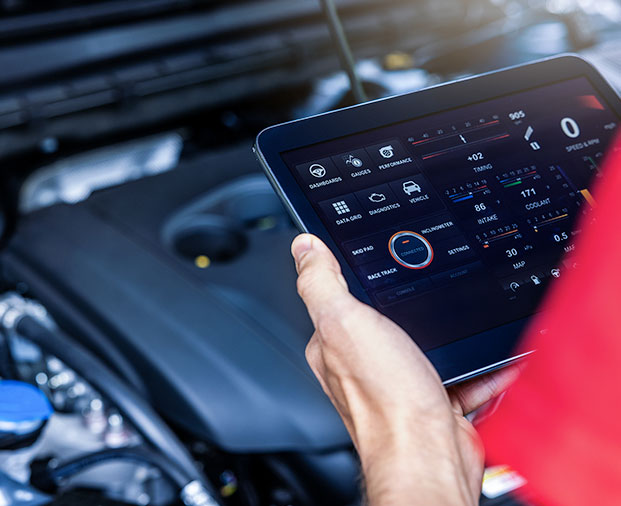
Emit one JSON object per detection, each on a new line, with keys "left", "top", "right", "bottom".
{"left": 2, "top": 144, "right": 350, "bottom": 453}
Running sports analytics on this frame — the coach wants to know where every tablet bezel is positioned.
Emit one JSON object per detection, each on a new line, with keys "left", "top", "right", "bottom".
{"left": 254, "top": 54, "right": 621, "bottom": 384}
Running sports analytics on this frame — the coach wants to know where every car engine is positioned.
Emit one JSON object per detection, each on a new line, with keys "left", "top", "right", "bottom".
{"left": 0, "top": 0, "right": 619, "bottom": 505}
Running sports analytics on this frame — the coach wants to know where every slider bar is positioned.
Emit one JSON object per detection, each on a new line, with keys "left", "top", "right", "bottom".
{"left": 533, "top": 214, "right": 568, "bottom": 231}
{"left": 422, "top": 133, "right": 510, "bottom": 160}
{"left": 411, "top": 120, "right": 501, "bottom": 146}
{"left": 482, "top": 229, "right": 519, "bottom": 248}
{"left": 449, "top": 185, "right": 488, "bottom": 202}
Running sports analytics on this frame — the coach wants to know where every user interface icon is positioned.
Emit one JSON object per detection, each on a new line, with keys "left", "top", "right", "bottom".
{"left": 389, "top": 231, "right": 434, "bottom": 269}
{"left": 309, "top": 164, "right": 327, "bottom": 178}
{"left": 402, "top": 181, "right": 421, "bottom": 195}
{"left": 332, "top": 200, "right": 351, "bottom": 215}
{"left": 368, "top": 193, "right": 386, "bottom": 203}
{"left": 331, "top": 149, "right": 373, "bottom": 178}
{"left": 365, "top": 140, "right": 410, "bottom": 166}
{"left": 378, "top": 145, "right": 395, "bottom": 159}
{"left": 344, "top": 154, "right": 363, "bottom": 168}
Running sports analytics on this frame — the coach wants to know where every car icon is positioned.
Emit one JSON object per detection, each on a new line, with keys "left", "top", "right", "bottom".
{"left": 402, "top": 181, "right": 421, "bottom": 195}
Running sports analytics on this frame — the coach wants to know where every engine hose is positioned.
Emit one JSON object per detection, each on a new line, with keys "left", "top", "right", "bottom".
{"left": 0, "top": 330, "right": 16, "bottom": 379}
{"left": 11, "top": 314, "right": 221, "bottom": 506}
{"left": 35, "top": 446, "right": 188, "bottom": 492}
{"left": 1, "top": 250, "right": 148, "bottom": 395}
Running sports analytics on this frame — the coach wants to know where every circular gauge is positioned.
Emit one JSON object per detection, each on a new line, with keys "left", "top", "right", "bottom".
{"left": 389, "top": 231, "right": 434, "bottom": 269}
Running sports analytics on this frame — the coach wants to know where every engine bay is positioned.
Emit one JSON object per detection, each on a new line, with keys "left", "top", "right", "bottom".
{"left": 0, "top": 0, "right": 619, "bottom": 504}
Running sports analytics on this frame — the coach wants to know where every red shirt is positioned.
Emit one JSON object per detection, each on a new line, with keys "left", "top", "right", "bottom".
{"left": 478, "top": 137, "right": 621, "bottom": 505}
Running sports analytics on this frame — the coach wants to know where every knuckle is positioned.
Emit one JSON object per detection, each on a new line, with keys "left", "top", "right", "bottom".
{"left": 483, "top": 373, "right": 502, "bottom": 399}
{"left": 296, "top": 270, "right": 315, "bottom": 299}
{"left": 305, "top": 339, "right": 319, "bottom": 367}
{"left": 315, "top": 312, "right": 342, "bottom": 341}
{"left": 305, "top": 338, "right": 327, "bottom": 384}
{"left": 304, "top": 347, "right": 314, "bottom": 368}
{"left": 338, "top": 303, "right": 365, "bottom": 329}
{"left": 295, "top": 248, "right": 315, "bottom": 274}
{"left": 315, "top": 299, "right": 357, "bottom": 342}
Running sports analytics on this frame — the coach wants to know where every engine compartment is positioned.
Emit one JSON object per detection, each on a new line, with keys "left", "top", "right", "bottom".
{"left": 3, "top": 144, "right": 349, "bottom": 453}
{"left": 0, "top": 0, "right": 619, "bottom": 504}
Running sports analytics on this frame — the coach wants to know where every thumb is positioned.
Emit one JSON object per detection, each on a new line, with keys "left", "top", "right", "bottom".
{"left": 291, "top": 234, "right": 353, "bottom": 326}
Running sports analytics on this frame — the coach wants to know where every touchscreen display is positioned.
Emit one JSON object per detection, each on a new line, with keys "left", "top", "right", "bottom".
{"left": 281, "top": 77, "right": 619, "bottom": 351}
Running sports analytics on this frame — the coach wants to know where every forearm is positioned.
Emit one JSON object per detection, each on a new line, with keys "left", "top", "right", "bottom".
{"left": 290, "top": 235, "right": 498, "bottom": 506}
{"left": 359, "top": 429, "right": 478, "bottom": 506}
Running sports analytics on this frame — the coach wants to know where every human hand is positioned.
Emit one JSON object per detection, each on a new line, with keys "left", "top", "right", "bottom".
{"left": 291, "top": 233, "right": 521, "bottom": 506}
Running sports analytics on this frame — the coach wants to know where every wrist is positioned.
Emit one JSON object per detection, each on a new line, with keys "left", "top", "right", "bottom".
{"left": 358, "top": 422, "right": 476, "bottom": 506}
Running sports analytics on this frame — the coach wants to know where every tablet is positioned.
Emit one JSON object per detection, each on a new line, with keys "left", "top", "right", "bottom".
{"left": 254, "top": 55, "right": 621, "bottom": 384}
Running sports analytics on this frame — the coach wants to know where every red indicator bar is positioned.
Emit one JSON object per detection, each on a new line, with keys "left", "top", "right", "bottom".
{"left": 422, "top": 151, "right": 448, "bottom": 160}
{"left": 485, "top": 133, "right": 511, "bottom": 143}
{"left": 476, "top": 119, "right": 501, "bottom": 128}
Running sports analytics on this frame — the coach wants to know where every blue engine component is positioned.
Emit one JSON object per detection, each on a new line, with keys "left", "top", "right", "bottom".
{"left": 0, "top": 380, "right": 53, "bottom": 450}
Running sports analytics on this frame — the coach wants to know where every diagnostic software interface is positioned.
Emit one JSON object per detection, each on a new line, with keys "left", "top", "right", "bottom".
{"left": 282, "top": 77, "right": 619, "bottom": 350}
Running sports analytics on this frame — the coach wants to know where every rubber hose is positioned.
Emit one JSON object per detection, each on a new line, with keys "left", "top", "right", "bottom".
{"left": 46, "top": 446, "right": 187, "bottom": 489}
{"left": 1, "top": 251, "right": 147, "bottom": 395}
{"left": 14, "top": 315, "right": 219, "bottom": 501}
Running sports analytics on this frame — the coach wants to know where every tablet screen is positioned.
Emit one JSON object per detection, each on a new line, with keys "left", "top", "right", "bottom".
{"left": 281, "top": 77, "right": 619, "bottom": 351}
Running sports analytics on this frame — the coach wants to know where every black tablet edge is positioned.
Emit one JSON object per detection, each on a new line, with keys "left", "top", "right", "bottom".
{"left": 253, "top": 53, "right": 621, "bottom": 383}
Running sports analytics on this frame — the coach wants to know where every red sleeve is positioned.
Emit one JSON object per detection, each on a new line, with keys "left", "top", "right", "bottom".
{"left": 477, "top": 136, "right": 621, "bottom": 506}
